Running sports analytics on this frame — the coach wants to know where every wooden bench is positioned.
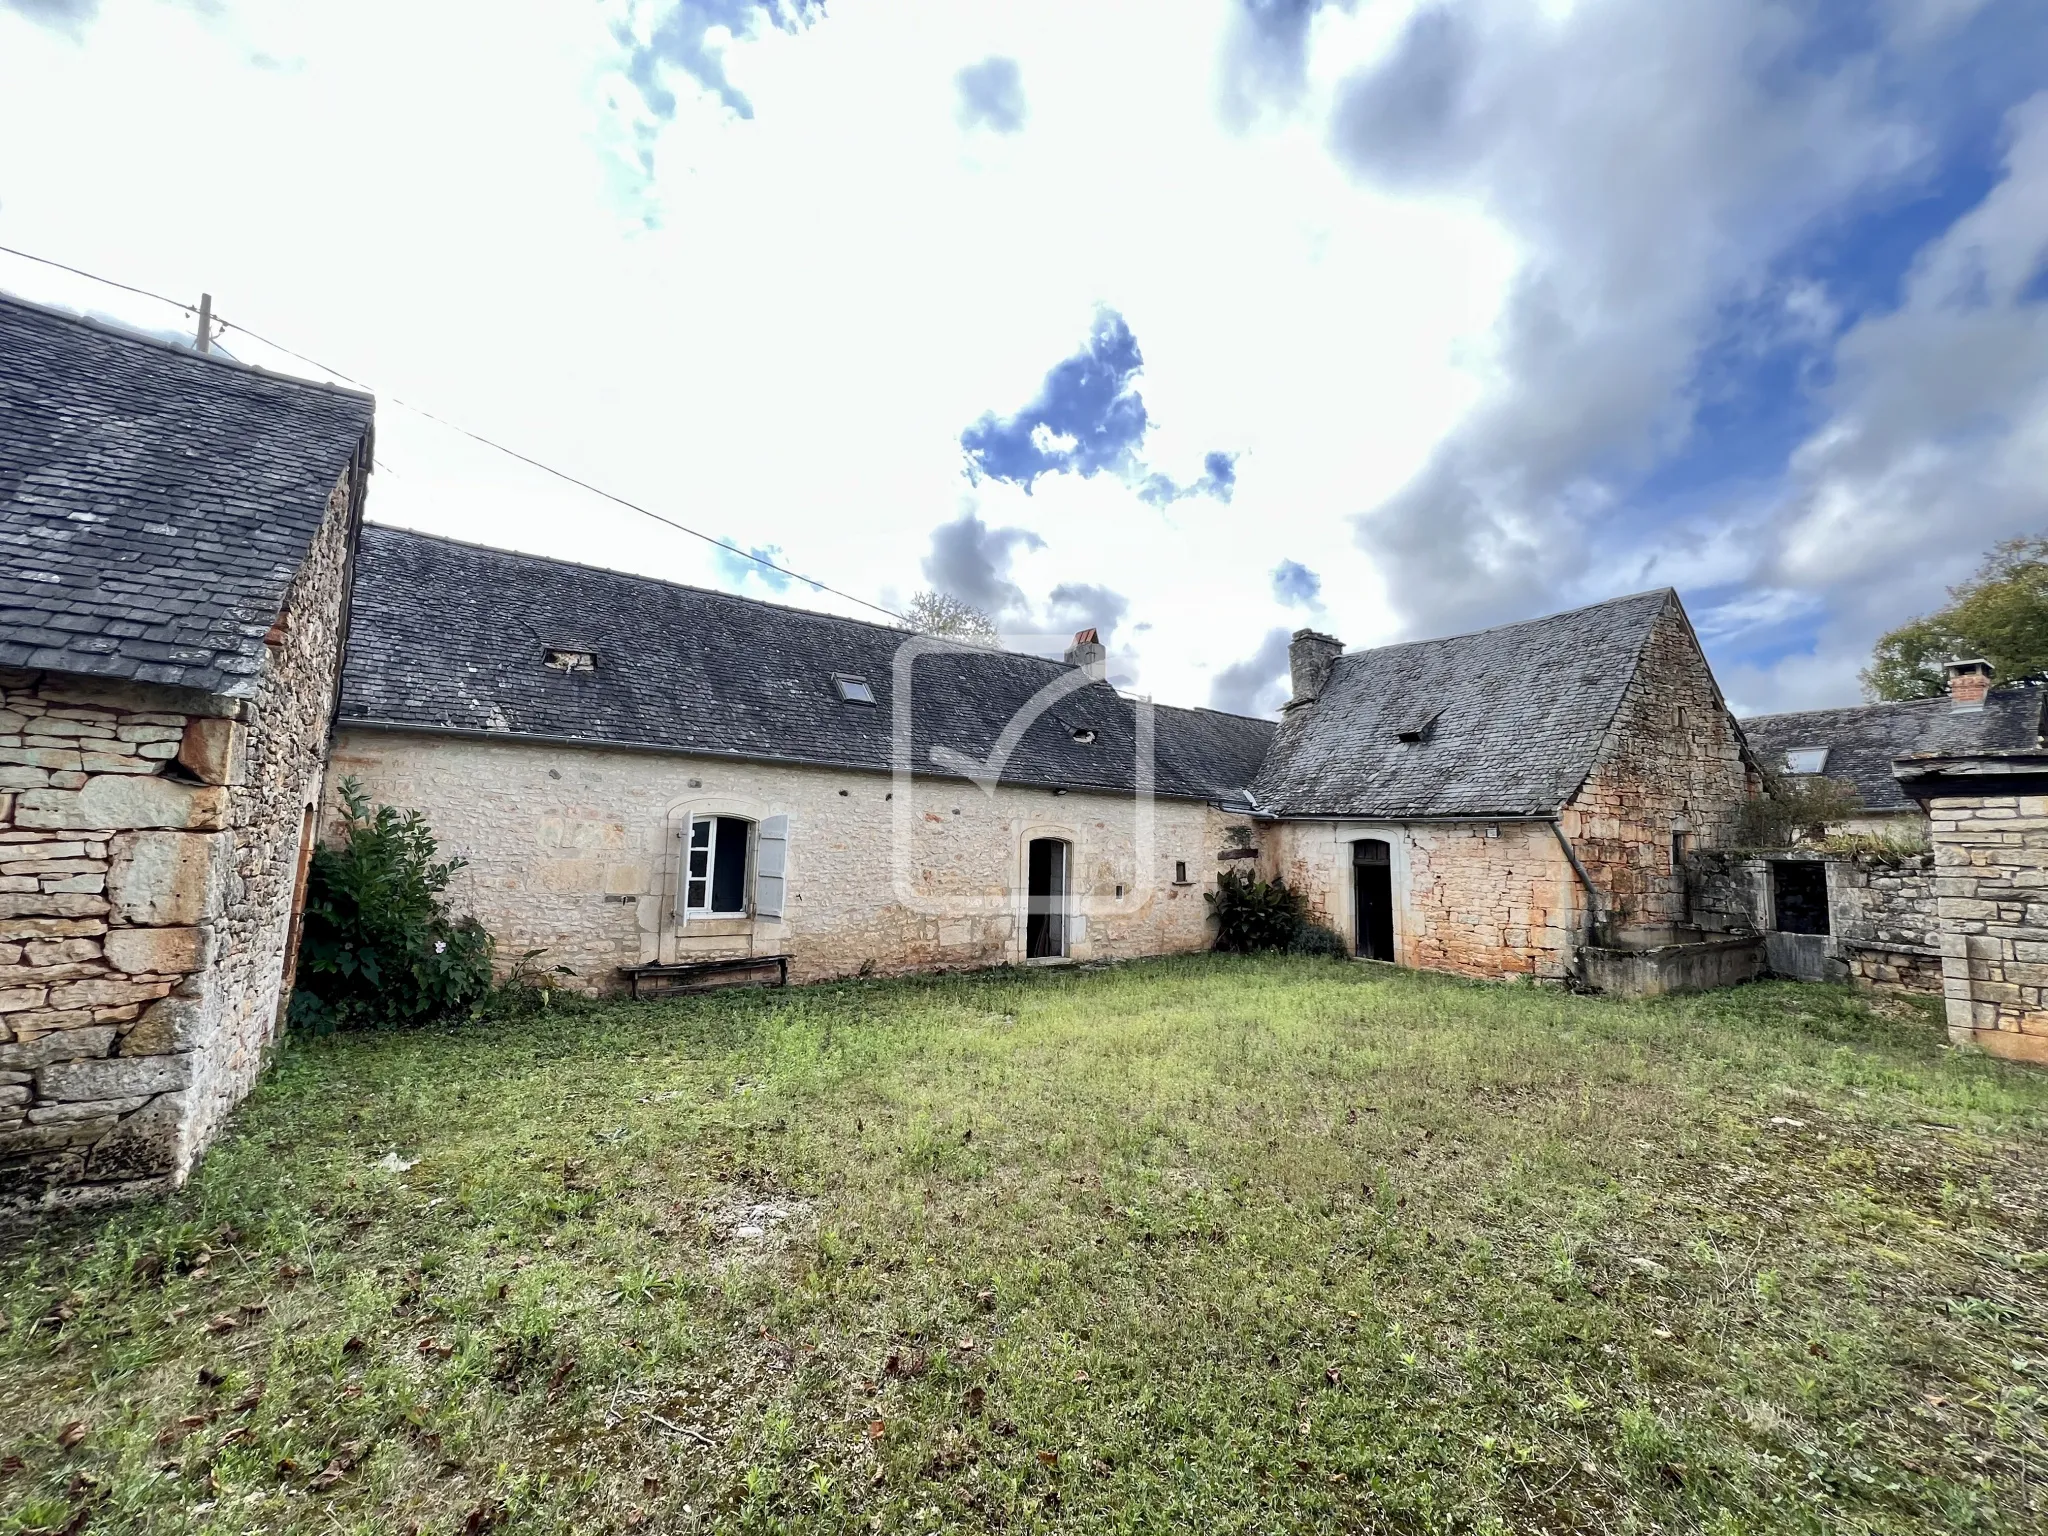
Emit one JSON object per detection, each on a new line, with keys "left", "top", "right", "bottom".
{"left": 620, "top": 954, "right": 791, "bottom": 1000}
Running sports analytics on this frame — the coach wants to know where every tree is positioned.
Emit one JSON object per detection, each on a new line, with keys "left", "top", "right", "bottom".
{"left": 1864, "top": 536, "right": 2048, "bottom": 700}
{"left": 902, "top": 589, "right": 999, "bottom": 645}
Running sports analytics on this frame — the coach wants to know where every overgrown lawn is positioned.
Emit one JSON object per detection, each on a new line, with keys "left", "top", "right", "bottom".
{"left": 3, "top": 958, "right": 2046, "bottom": 1533}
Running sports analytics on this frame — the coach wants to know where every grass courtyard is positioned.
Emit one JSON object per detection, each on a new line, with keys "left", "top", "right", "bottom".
{"left": 2, "top": 956, "right": 2046, "bottom": 1534}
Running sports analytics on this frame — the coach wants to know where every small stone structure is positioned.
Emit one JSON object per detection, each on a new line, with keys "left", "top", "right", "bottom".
{"left": 0, "top": 296, "right": 372, "bottom": 1213}
{"left": 1684, "top": 848, "right": 1942, "bottom": 995}
{"left": 1896, "top": 751, "right": 2048, "bottom": 1064}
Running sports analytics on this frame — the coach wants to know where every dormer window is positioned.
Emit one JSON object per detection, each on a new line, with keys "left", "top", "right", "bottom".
{"left": 1070, "top": 727, "right": 1097, "bottom": 744}
{"left": 543, "top": 647, "right": 595, "bottom": 673}
{"left": 833, "top": 674, "right": 876, "bottom": 704}
{"left": 1783, "top": 747, "right": 1829, "bottom": 775}
{"left": 1394, "top": 707, "right": 1442, "bottom": 744}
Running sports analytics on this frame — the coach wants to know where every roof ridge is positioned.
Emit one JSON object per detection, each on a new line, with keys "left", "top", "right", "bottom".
{"left": 1738, "top": 690, "right": 2035, "bottom": 725}
{"left": 1338, "top": 586, "right": 1675, "bottom": 665}
{"left": 0, "top": 288, "right": 376, "bottom": 403}
{"left": 363, "top": 522, "right": 1109, "bottom": 679}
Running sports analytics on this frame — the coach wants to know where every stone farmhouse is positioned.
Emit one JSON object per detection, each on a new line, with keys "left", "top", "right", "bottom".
{"left": 11, "top": 285, "right": 2046, "bottom": 1212}
{"left": 329, "top": 531, "right": 1757, "bottom": 994}
{"left": 0, "top": 296, "right": 373, "bottom": 1212}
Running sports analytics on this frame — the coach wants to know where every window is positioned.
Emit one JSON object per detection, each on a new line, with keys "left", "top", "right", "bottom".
{"left": 833, "top": 674, "right": 876, "bottom": 704}
{"left": 1070, "top": 727, "right": 1097, "bottom": 744}
{"left": 686, "top": 815, "right": 753, "bottom": 915}
{"left": 1174, "top": 860, "right": 1188, "bottom": 885}
{"left": 543, "top": 647, "right": 595, "bottom": 673}
{"left": 1783, "top": 747, "right": 1829, "bottom": 775}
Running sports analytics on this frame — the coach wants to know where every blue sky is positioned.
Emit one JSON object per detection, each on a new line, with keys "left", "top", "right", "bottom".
{"left": 0, "top": 0, "right": 2043, "bottom": 717}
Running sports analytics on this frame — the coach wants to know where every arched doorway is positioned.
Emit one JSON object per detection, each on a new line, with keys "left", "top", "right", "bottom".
{"left": 1026, "top": 837, "right": 1070, "bottom": 959}
{"left": 1352, "top": 838, "right": 1394, "bottom": 961}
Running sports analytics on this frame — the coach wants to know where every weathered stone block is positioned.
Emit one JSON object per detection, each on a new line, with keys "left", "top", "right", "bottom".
{"left": 0, "top": 1026, "right": 115, "bottom": 1070}
{"left": 0, "top": 987, "right": 47, "bottom": 1013}
{"left": 120, "top": 995, "right": 204, "bottom": 1055}
{"left": 46, "top": 976, "right": 173, "bottom": 1010}
{"left": 27, "top": 1095, "right": 148, "bottom": 1123}
{"left": 103, "top": 926, "right": 208, "bottom": 976}
{"left": 106, "top": 830, "right": 222, "bottom": 927}
{"left": 14, "top": 776, "right": 229, "bottom": 833}
{"left": 0, "top": 916, "right": 107, "bottom": 941}
{"left": 87, "top": 1092, "right": 185, "bottom": 1181}
{"left": 0, "top": 1118, "right": 115, "bottom": 1154}
{"left": 0, "top": 893, "right": 109, "bottom": 920}
{"left": 38, "top": 1052, "right": 192, "bottom": 1101}
{"left": 177, "top": 717, "right": 247, "bottom": 787}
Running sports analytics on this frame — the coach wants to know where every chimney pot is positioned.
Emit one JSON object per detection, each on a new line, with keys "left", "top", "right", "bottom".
{"left": 1946, "top": 657, "right": 1994, "bottom": 708}
{"left": 1288, "top": 628, "right": 1343, "bottom": 708}
{"left": 1065, "top": 627, "right": 1107, "bottom": 680}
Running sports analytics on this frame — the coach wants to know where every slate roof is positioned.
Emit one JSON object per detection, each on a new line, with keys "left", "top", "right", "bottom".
{"left": 1742, "top": 689, "right": 2044, "bottom": 814}
{"left": 1252, "top": 589, "right": 1678, "bottom": 818}
{"left": 338, "top": 526, "right": 1275, "bottom": 802}
{"left": 0, "top": 293, "right": 375, "bottom": 696}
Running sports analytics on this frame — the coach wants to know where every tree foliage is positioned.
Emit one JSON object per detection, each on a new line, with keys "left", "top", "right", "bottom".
{"left": 289, "top": 778, "right": 494, "bottom": 1032}
{"left": 1864, "top": 536, "right": 2048, "bottom": 700}
{"left": 1736, "top": 768, "right": 1866, "bottom": 848}
{"left": 902, "top": 589, "right": 999, "bottom": 645}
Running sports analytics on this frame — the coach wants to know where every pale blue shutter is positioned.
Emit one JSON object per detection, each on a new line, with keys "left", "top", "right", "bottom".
{"left": 755, "top": 814, "right": 788, "bottom": 919}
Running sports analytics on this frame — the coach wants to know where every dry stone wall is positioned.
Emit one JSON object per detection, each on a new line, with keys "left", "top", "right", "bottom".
{"left": 0, "top": 464, "right": 361, "bottom": 1214}
{"left": 325, "top": 728, "right": 1236, "bottom": 987}
{"left": 1564, "top": 603, "right": 1754, "bottom": 937}
{"left": 1925, "top": 791, "right": 2048, "bottom": 1063}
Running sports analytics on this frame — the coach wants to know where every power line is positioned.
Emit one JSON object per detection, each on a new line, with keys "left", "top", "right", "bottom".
{"left": 217, "top": 317, "right": 904, "bottom": 623}
{"left": 0, "top": 241, "right": 197, "bottom": 315}
{"left": 0, "top": 241, "right": 905, "bottom": 625}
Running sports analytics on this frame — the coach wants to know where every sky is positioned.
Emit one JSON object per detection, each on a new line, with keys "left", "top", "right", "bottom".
{"left": 1, "top": 0, "right": 2043, "bottom": 719}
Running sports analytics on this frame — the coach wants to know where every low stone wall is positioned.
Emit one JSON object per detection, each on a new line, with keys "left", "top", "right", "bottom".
{"left": 1682, "top": 848, "right": 1941, "bottom": 996}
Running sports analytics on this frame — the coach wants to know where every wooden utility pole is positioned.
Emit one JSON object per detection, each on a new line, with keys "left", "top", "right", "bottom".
{"left": 195, "top": 292, "right": 212, "bottom": 354}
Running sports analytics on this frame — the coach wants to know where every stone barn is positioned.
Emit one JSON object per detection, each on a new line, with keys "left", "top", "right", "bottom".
{"left": 1251, "top": 591, "right": 1760, "bottom": 983}
{"left": 0, "top": 295, "right": 374, "bottom": 1213}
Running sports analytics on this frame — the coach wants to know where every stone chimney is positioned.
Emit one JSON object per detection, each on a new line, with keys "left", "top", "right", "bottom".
{"left": 1946, "top": 658, "right": 1994, "bottom": 709}
{"left": 1065, "top": 627, "right": 1107, "bottom": 680}
{"left": 1288, "top": 628, "right": 1343, "bottom": 709}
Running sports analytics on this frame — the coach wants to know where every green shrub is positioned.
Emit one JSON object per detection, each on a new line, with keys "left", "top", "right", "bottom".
{"left": 1736, "top": 769, "right": 1865, "bottom": 847}
{"left": 1292, "top": 921, "right": 1348, "bottom": 957}
{"left": 289, "top": 778, "right": 494, "bottom": 1033}
{"left": 1207, "top": 867, "right": 1313, "bottom": 954}
{"left": 473, "top": 948, "right": 593, "bottom": 1021}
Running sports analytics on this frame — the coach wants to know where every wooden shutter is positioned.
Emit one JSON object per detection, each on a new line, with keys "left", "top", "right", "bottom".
{"left": 755, "top": 814, "right": 788, "bottom": 919}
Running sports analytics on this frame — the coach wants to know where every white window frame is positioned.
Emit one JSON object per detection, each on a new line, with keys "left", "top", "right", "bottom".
{"left": 685, "top": 814, "right": 753, "bottom": 918}
{"left": 1783, "top": 747, "right": 1829, "bottom": 776}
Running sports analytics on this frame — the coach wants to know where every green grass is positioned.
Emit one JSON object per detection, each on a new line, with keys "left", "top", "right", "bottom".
{"left": 3, "top": 957, "right": 2047, "bottom": 1534}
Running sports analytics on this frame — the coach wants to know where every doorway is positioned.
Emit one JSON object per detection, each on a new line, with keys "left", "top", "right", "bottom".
{"left": 1026, "top": 837, "right": 1069, "bottom": 959}
{"left": 1352, "top": 838, "right": 1394, "bottom": 961}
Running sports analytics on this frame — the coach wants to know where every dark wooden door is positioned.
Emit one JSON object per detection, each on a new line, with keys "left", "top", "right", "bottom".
{"left": 1026, "top": 838, "right": 1068, "bottom": 958}
{"left": 1353, "top": 839, "right": 1394, "bottom": 961}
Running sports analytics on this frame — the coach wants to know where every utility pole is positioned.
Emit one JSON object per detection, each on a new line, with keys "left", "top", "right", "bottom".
{"left": 195, "top": 292, "right": 212, "bottom": 354}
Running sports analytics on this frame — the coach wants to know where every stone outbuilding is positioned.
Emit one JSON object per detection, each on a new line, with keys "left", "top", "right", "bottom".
{"left": 0, "top": 295, "right": 373, "bottom": 1213}
{"left": 1250, "top": 590, "right": 1761, "bottom": 983}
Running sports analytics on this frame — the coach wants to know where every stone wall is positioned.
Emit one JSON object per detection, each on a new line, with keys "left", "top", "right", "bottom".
{"left": 325, "top": 728, "right": 1237, "bottom": 987}
{"left": 1924, "top": 791, "right": 2048, "bottom": 1063}
{"left": 1269, "top": 819, "right": 1581, "bottom": 981}
{"left": 0, "top": 460, "right": 363, "bottom": 1214}
{"left": 1563, "top": 602, "right": 1755, "bottom": 936}
{"left": 1681, "top": 848, "right": 1942, "bottom": 995}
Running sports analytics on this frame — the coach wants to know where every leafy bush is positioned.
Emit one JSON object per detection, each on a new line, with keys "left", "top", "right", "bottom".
{"left": 1292, "top": 921, "right": 1348, "bottom": 957}
{"left": 1736, "top": 769, "right": 1865, "bottom": 848}
{"left": 1207, "top": 868, "right": 1316, "bottom": 954}
{"left": 473, "top": 948, "right": 592, "bottom": 1021}
{"left": 289, "top": 779, "right": 494, "bottom": 1033}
